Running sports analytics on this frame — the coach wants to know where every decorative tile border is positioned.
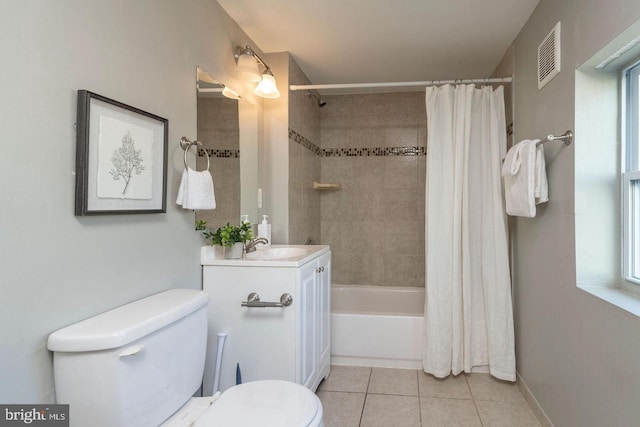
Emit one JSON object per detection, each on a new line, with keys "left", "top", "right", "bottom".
{"left": 289, "top": 128, "right": 426, "bottom": 157}
{"left": 289, "top": 125, "right": 513, "bottom": 157}
{"left": 198, "top": 148, "right": 240, "bottom": 158}
{"left": 193, "top": 124, "right": 511, "bottom": 159}
{"left": 289, "top": 129, "right": 323, "bottom": 156}
{"left": 322, "top": 146, "right": 426, "bottom": 157}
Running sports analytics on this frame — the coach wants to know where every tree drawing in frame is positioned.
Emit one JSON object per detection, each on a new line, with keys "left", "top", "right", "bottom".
{"left": 109, "top": 131, "right": 145, "bottom": 195}
{"left": 96, "top": 115, "right": 153, "bottom": 200}
{"left": 75, "top": 90, "right": 168, "bottom": 215}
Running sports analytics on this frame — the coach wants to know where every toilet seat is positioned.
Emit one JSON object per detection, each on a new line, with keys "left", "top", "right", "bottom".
{"left": 196, "top": 380, "right": 323, "bottom": 427}
{"left": 164, "top": 380, "right": 323, "bottom": 427}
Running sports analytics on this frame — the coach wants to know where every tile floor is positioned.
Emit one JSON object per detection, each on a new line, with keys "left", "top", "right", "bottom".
{"left": 316, "top": 366, "right": 541, "bottom": 427}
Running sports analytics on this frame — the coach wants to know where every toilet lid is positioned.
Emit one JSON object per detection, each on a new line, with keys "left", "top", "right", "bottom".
{"left": 194, "top": 380, "right": 322, "bottom": 427}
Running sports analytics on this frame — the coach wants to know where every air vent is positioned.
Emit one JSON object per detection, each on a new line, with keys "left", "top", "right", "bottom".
{"left": 538, "top": 22, "right": 561, "bottom": 89}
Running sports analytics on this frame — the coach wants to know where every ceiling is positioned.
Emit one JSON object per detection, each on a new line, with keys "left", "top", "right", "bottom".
{"left": 217, "top": 0, "right": 539, "bottom": 89}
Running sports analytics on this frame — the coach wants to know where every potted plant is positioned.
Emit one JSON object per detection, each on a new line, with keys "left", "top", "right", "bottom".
{"left": 198, "top": 221, "right": 254, "bottom": 259}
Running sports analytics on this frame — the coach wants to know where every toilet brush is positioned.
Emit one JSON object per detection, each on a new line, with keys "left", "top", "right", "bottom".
{"left": 211, "top": 332, "right": 227, "bottom": 394}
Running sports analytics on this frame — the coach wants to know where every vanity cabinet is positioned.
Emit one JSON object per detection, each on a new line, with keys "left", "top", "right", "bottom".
{"left": 201, "top": 246, "right": 331, "bottom": 393}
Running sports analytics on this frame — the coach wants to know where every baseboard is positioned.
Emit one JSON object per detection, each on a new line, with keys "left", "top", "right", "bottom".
{"left": 516, "top": 371, "right": 554, "bottom": 427}
{"left": 331, "top": 355, "right": 422, "bottom": 370}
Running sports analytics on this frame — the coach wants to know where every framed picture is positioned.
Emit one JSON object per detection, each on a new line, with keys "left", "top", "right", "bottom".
{"left": 75, "top": 90, "right": 168, "bottom": 215}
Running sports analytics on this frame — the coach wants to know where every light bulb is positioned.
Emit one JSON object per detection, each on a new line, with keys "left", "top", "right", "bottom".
{"left": 254, "top": 73, "right": 280, "bottom": 98}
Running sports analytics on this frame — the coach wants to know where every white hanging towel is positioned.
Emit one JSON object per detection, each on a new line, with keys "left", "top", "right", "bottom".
{"left": 534, "top": 145, "right": 549, "bottom": 204}
{"left": 176, "top": 167, "right": 216, "bottom": 210}
{"left": 502, "top": 139, "right": 547, "bottom": 217}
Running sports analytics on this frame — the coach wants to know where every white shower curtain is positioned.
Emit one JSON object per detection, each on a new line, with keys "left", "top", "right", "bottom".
{"left": 422, "top": 84, "right": 515, "bottom": 382}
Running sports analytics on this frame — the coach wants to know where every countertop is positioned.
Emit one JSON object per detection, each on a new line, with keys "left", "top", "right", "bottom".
{"left": 201, "top": 244, "right": 330, "bottom": 268}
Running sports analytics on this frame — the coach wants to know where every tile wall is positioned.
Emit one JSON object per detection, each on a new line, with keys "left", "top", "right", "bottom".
{"left": 288, "top": 59, "right": 322, "bottom": 245}
{"left": 319, "top": 92, "right": 427, "bottom": 287}
{"left": 196, "top": 96, "right": 240, "bottom": 229}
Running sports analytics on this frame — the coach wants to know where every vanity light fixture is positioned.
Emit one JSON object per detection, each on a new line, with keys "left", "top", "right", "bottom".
{"left": 197, "top": 85, "right": 241, "bottom": 100}
{"left": 235, "top": 46, "right": 262, "bottom": 82}
{"left": 254, "top": 70, "right": 280, "bottom": 98}
{"left": 234, "top": 45, "right": 280, "bottom": 98}
{"left": 221, "top": 86, "right": 241, "bottom": 100}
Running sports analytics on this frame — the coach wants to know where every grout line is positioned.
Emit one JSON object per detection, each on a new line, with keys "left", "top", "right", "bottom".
{"left": 366, "top": 391, "right": 421, "bottom": 397}
{"left": 416, "top": 370, "right": 423, "bottom": 426}
{"left": 466, "top": 374, "right": 485, "bottom": 427}
{"left": 358, "top": 368, "right": 373, "bottom": 426}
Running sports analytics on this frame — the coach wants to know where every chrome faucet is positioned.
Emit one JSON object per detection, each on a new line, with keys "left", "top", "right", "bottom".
{"left": 244, "top": 237, "right": 269, "bottom": 253}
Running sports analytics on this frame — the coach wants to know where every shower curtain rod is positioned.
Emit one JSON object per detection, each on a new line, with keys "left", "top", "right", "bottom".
{"left": 290, "top": 77, "right": 512, "bottom": 91}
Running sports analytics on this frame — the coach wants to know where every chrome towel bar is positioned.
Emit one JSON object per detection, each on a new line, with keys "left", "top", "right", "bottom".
{"left": 241, "top": 292, "right": 293, "bottom": 308}
{"left": 537, "top": 130, "right": 573, "bottom": 146}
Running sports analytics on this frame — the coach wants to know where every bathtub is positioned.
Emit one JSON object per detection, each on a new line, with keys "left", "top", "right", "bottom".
{"left": 331, "top": 285, "right": 424, "bottom": 369}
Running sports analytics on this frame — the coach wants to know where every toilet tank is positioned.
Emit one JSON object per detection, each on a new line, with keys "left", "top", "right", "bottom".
{"left": 47, "top": 289, "right": 209, "bottom": 427}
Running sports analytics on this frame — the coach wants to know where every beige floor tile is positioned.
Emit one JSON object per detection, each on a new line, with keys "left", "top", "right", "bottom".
{"left": 360, "top": 394, "right": 421, "bottom": 427}
{"left": 317, "top": 391, "right": 366, "bottom": 427}
{"left": 317, "top": 365, "right": 371, "bottom": 393}
{"left": 418, "top": 372, "right": 472, "bottom": 399}
{"left": 466, "top": 373, "right": 525, "bottom": 403}
{"left": 420, "top": 397, "right": 482, "bottom": 427}
{"left": 475, "top": 400, "right": 541, "bottom": 427}
{"left": 368, "top": 368, "right": 419, "bottom": 396}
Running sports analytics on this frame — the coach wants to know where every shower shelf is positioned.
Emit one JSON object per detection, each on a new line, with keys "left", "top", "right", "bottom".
{"left": 313, "top": 182, "right": 341, "bottom": 191}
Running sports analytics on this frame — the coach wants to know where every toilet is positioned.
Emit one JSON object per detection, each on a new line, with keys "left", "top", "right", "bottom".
{"left": 47, "top": 289, "right": 323, "bottom": 427}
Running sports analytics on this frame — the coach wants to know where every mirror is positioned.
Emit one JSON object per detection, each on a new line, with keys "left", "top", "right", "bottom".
{"left": 195, "top": 67, "right": 259, "bottom": 229}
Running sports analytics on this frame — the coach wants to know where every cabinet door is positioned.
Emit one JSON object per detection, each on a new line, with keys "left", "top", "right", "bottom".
{"left": 318, "top": 252, "right": 331, "bottom": 378}
{"left": 203, "top": 267, "right": 297, "bottom": 393}
{"left": 297, "top": 260, "right": 318, "bottom": 389}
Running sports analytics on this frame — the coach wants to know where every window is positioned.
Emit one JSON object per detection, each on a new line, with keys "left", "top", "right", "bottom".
{"left": 623, "top": 60, "right": 640, "bottom": 284}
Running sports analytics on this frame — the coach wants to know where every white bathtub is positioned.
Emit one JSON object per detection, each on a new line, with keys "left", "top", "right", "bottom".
{"left": 331, "top": 285, "right": 424, "bottom": 369}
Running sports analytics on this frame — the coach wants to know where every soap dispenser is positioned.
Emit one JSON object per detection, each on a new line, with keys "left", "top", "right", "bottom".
{"left": 258, "top": 215, "right": 271, "bottom": 247}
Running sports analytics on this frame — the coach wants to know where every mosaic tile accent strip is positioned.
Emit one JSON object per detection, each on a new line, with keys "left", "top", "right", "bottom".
{"left": 198, "top": 148, "right": 240, "bottom": 158}
{"left": 289, "top": 128, "right": 322, "bottom": 156}
{"left": 289, "top": 125, "right": 511, "bottom": 157}
{"left": 322, "top": 146, "right": 426, "bottom": 157}
{"left": 289, "top": 128, "right": 426, "bottom": 157}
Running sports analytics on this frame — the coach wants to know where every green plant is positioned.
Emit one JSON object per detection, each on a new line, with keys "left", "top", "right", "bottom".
{"left": 199, "top": 221, "right": 254, "bottom": 248}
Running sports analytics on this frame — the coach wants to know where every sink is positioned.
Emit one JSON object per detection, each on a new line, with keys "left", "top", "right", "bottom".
{"left": 245, "top": 247, "right": 309, "bottom": 260}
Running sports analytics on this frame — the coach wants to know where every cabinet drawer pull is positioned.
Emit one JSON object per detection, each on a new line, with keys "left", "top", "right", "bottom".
{"left": 241, "top": 292, "right": 293, "bottom": 308}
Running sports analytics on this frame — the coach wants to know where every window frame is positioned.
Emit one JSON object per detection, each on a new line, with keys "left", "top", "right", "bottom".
{"left": 623, "top": 60, "right": 640, "bottom": 285}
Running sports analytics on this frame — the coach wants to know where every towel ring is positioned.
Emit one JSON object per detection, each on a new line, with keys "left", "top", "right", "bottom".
{"left": 180, "top": 137, "right": 210, "bottom": 171}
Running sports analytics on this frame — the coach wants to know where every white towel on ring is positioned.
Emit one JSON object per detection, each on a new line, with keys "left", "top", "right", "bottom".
{"left": 176, "top": 167, "right": 216, "bottom": 210}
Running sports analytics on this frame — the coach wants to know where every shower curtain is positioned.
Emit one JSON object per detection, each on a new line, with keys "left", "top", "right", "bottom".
{"left": 422, "top": 84, "right": 515, "bottom": 382}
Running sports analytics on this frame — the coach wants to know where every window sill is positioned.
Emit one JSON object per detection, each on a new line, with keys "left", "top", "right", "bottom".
{"left": 578, "top": 284, "right": 640, "bottom": 318}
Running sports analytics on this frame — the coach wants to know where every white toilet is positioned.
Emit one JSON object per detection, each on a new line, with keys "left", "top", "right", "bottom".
{"left": 47, "top": 289, "right": 323, "bottom": 427}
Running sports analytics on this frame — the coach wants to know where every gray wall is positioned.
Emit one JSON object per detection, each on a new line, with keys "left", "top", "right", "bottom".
{"left": 0, "top": 0, "right": 259, "bottom": 403}
{"left": 512, "top": 1, "right": 640, "bottom": 425}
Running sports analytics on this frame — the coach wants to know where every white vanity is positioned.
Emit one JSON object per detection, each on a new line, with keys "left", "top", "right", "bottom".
{"left": 201, "top": 245, "right": 331, "bottom": 393}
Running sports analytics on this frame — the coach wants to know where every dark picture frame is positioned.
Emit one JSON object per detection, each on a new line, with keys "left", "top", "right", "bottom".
{"left": 75, "top": 90, "right": 168, "bottom": 215}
